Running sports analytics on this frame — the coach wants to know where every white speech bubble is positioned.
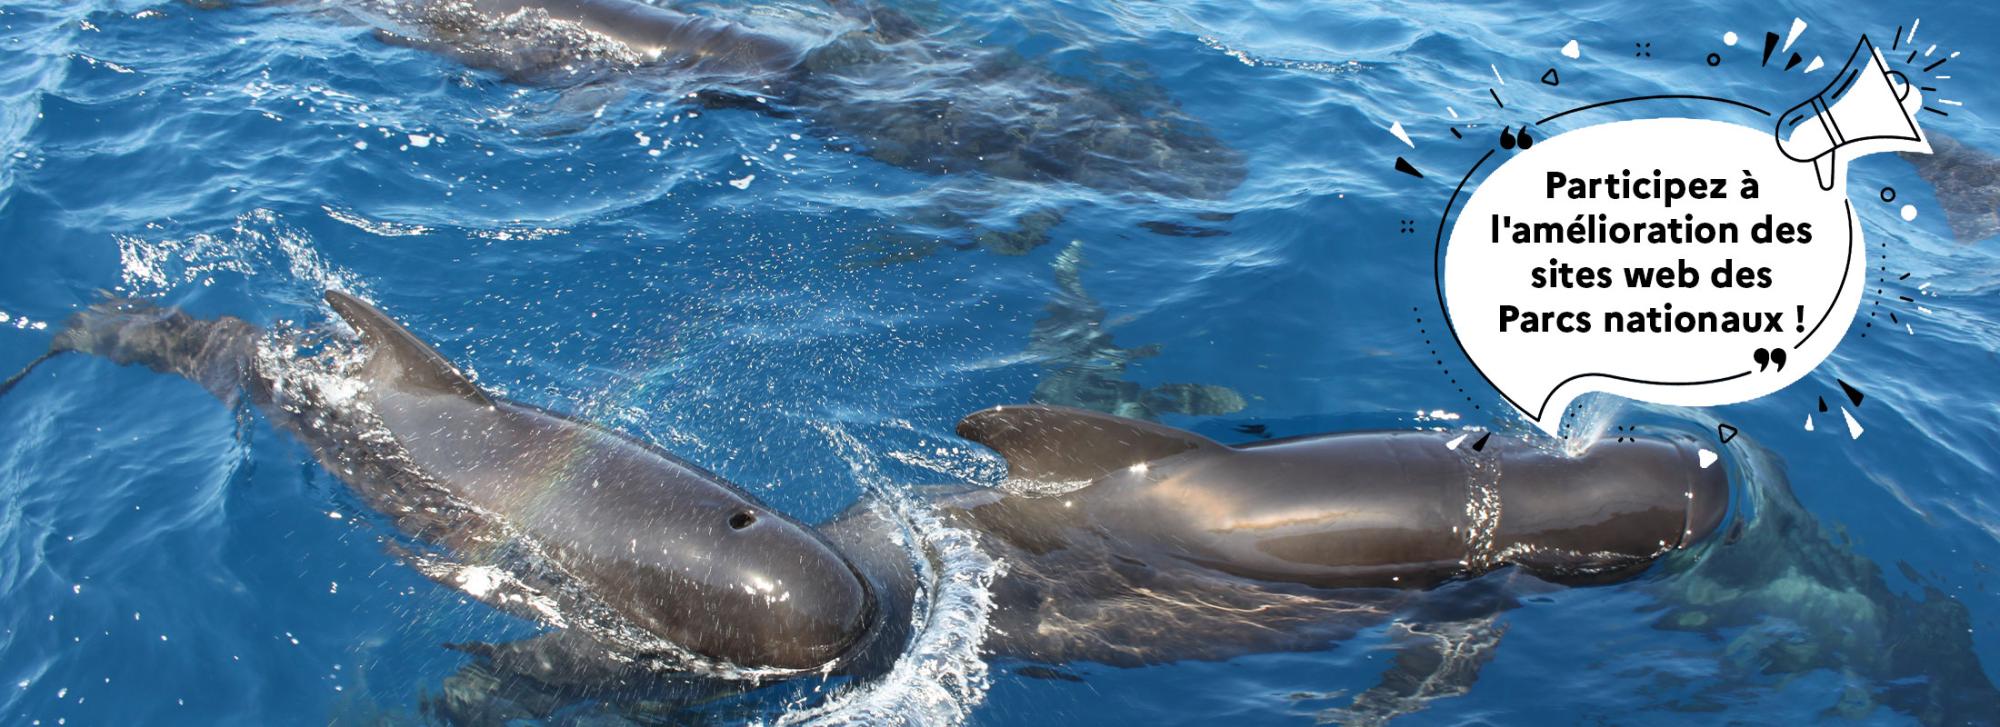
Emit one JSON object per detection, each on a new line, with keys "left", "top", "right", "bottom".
{"left": 1441, "top": 116, "right": 1914, "bottom": 436}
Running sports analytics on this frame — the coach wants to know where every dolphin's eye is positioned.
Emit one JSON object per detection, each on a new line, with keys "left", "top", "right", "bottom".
{"left": 729, "top": 510, "right": 758, "bottom": 530}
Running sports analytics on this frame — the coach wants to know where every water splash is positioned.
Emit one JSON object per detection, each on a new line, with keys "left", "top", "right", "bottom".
{"left": 112, "top": 209, "right": 367, "bottom": 301}
{"left": 0, "top": 310, "right": 51, "bottom": 331}
{"left": 1196, "top": 36, "right": 1366, "bottom": 76}
{"left": 1558, "top": 393, "right": 1625, "bottom": 457}
{"left": 322, "top": 206, "right": 432, "bottom": 238}
{"left": 784, "top": 422, "right": 1001, "bottom": 727}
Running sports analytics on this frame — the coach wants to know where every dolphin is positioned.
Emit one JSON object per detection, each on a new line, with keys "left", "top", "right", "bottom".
{"left": 375, "top": 0, "right": 809, "bottom": 78}
{"left": 1279, "top": 429, "right": 2000, "bottom": 727}
{"left": 1899, "top": 132, "right": 2000, "bottom": 243}
{"left": 2, "top": 293, "right": 873, "bottom": 673}
{"left": 1022, "top": 240, "right": 1247, "bottom": 421}
{"left": 1, "top": 293, "right": 1727, "bottom": 717}
{"left": 340, "top": 0, "right": 1246, "bottom": 203}
{"left": 1642, "top": 436, "right": 2000, "bottom": 724}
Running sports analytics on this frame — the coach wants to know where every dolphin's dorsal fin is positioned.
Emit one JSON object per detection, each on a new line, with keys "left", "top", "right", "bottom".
{"left": 956, "top": 405, "right": 1218, "bottom": 483}
{"left": 324, "top": 290, "right": 491, "bottom": 406}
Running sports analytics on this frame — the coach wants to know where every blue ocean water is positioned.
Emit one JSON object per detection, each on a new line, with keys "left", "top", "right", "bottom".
{"left": 0, "top": 0, "right": 1996, "bottom": 724}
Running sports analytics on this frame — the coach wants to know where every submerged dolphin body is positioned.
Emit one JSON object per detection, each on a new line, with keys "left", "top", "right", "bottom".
{"left": 1642, "top": 438, "right": 2000, "bottom": 725}
{"left": 5, "top": 295, "right": 1726, "bottom": 718}
{"left": 377, "top": 0, "right": 808, "bottom": 79}
{"left": 1899, "top": 132, "right": 2000, "bottom": 243}
{"left": 359, "top": 0, "right": 1245, "bottom": 202}
{"left": 1022, "top": 240, "right": 1247, "bottom": 421}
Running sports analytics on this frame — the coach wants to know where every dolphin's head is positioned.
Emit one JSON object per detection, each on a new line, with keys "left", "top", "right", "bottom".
{"left": 1541, "top": 434, "right": 1732, "bottom": 548}
{"left": 1492, "top": 433, "right": 1732, "bottom": 582}
{"left": 674, "top": 495, "right": 877, "bottom": 671}
{"left": 560, "top": 457, "right": 874, "bottom": 671}
{"left": 1572, "top": 434, "right": 1732, "bottom": 547}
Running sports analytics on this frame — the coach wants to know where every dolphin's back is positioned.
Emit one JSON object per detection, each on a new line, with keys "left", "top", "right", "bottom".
{"left": 430, "top": 0, "right": 804, "bottom": 75}
{"left": 363, "top": 387, "right": 744, "bottom": 562}
{"left": 953, "top": 405, "right": 1727, "bottom": 589}
{"left": 321, "top": 291, "right": 748, "bottom": 547}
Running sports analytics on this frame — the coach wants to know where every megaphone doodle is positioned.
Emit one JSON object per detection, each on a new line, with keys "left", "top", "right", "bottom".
{"left": 1775, "top": 35, "right": 1929, "bottom": 191}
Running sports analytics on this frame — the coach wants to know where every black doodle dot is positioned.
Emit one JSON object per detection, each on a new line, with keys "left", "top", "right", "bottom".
{"left": 1706, "top": 52, "right": 1721, "bottom": 67}
{"left": 1417, "top": 311, "right": 1461, "bottom": 406}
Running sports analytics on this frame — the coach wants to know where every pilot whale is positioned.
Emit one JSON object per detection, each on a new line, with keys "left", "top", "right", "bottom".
{"left": 1, "top": 293, "right": 1727, "bottom": 715}
{"left": 3, "top": 293, "right": 870, "bottom": 672}
{"left": 341, "top": 0, "right": 1246, "bottom": 202}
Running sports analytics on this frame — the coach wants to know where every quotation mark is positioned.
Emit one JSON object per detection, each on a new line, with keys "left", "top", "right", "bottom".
{"left": 1498, "top": 126, "right": 1534, "bottom": 150}
{"left": 1753, "top": 347, "right": 1788, "bottom": 372}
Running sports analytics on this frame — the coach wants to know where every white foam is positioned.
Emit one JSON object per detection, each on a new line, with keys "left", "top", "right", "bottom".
{"left": 1194, "top": 36, "right": 1364, "bottom": 76}
{"left": 455, "top": 565, "right": 503, "bottom": 598}
{"left": 323, "top": 206, "right": 432, "bottom": 237}
{"left": 114, "top": 210, "right": 366, "bottom": 299}
{"left": 781, "top": 423, "right": 1002, "bottom": 727}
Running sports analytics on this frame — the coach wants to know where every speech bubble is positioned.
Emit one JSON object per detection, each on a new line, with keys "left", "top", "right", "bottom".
{"left": 1440, "top": 114, "right": 1917, "bottom": 436}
